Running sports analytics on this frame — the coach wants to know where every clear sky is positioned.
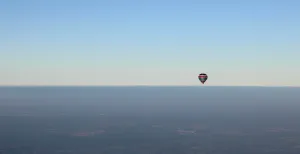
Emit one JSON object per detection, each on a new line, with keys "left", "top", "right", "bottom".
{"left": 1, "top": 0, "right": 299, "bottom": 86}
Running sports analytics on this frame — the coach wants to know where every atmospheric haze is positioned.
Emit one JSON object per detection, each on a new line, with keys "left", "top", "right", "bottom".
{"left": 0, "top": 87, "right": 300, "bottom": 154}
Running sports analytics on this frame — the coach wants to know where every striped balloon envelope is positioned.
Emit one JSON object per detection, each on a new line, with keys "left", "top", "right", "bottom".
{"left": 198, "top": 73, "right": 208, "bottom": 84}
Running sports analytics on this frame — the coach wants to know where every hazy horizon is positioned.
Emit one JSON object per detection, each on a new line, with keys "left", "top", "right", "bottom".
{"left": 0, "top": 85, "right": 299, "bottom": 87}
{"left": 0, "top": 86, "right": 299, "bottom": 120}
{"left": 1, "top": 1, "right": 300, "bottom": 153}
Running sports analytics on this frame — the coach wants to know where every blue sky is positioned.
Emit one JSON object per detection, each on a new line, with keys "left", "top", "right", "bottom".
{"left": 1, "top": 0, "right": 299, "bottom": 86}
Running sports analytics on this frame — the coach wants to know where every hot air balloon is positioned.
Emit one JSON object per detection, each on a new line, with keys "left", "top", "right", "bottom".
{"left": 198, "top": 73, "right": 208, "bottom": 84}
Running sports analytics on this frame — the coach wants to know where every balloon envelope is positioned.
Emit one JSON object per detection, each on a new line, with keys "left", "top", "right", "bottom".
{"left": 198, "top": 73, "right": 208, "bottom": 84}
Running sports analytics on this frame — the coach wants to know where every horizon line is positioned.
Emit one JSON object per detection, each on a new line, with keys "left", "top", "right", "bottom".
{"left": 0, "top": 85, "right": 299, "bottom": 88}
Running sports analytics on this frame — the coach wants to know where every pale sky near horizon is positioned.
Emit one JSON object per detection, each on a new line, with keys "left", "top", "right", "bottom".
{"left": 1, "top": 0, "right": 299, "bottom": 86}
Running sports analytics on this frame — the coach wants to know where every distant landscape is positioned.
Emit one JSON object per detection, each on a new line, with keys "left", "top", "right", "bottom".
{"left": 0, "top": 86, "right": 299, "bottom": 154}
